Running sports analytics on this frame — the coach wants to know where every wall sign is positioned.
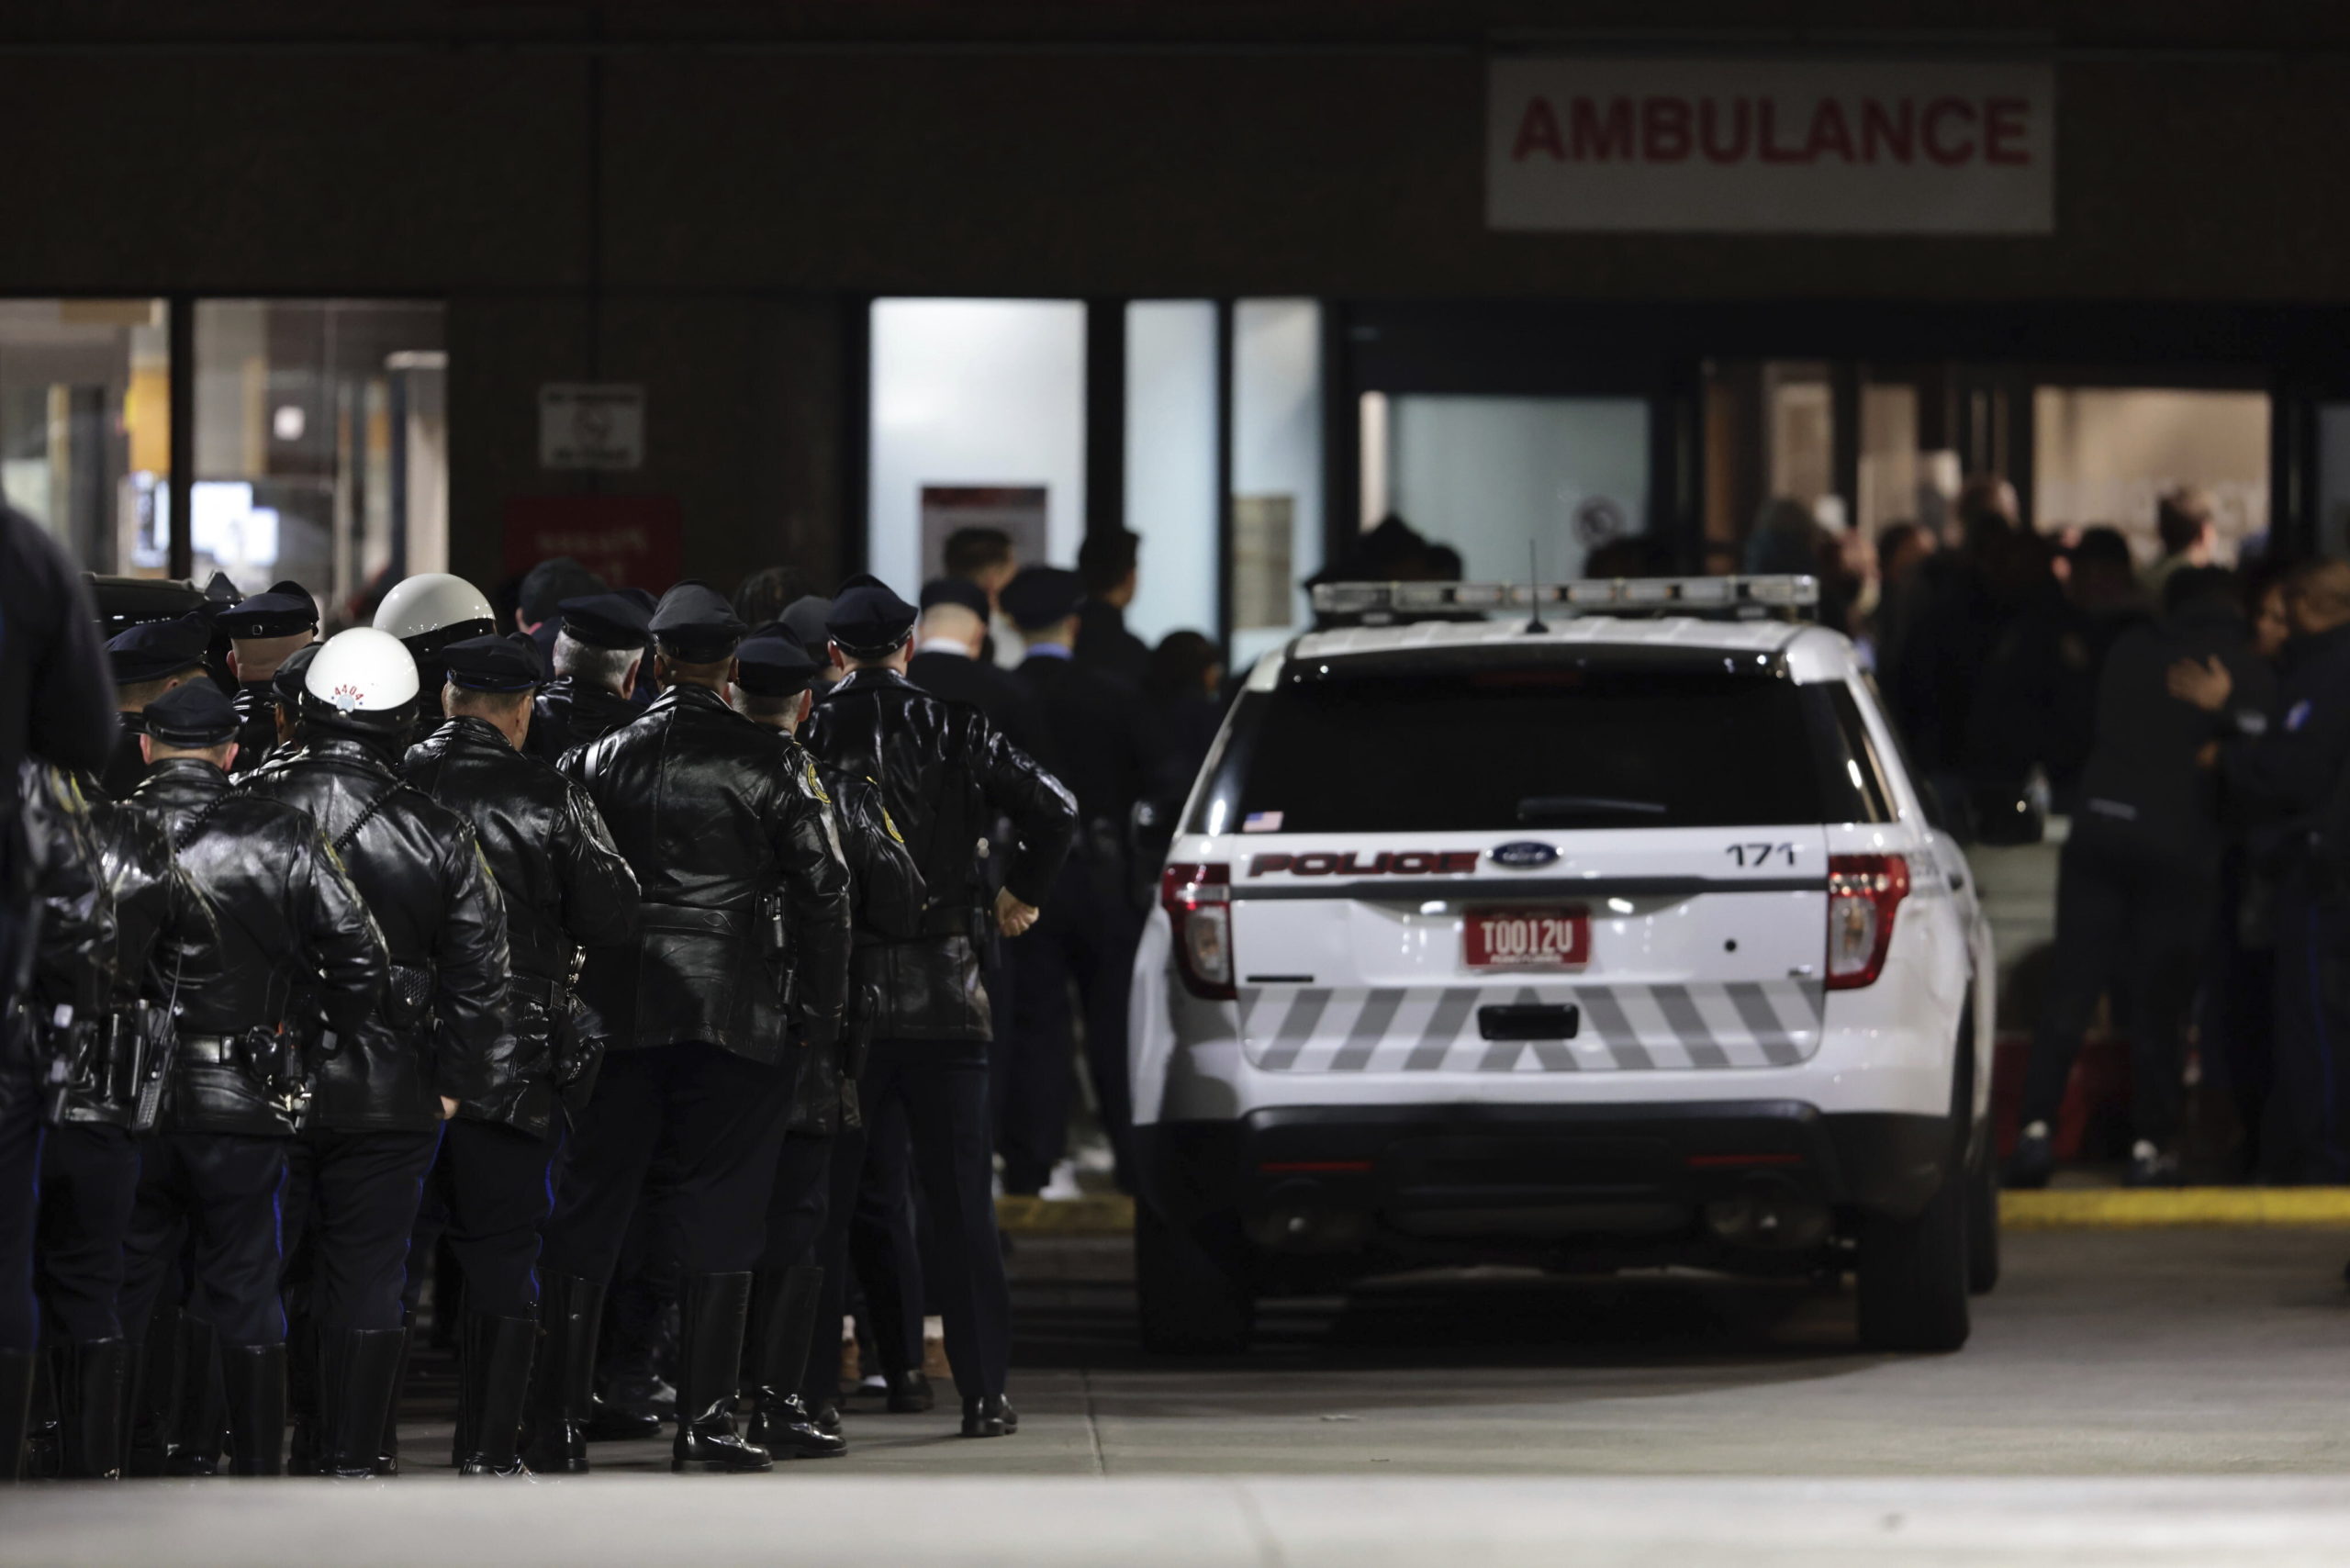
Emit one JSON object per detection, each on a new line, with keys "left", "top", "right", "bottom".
{"left": 539, "top": 383, "right": 646, "bottom": 470}
{"left": 501, "top": 495, "right": 683, "bottom": 592}
{"left": 1488, "top": 58, "right": 2054, "bottom": 234}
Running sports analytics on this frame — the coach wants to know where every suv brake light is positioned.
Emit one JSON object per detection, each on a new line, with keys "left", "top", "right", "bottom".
{"left": 1160, "top": 862, "right": 1235, "bottom": 1000}
{"left": 1825, "top": 854, "right": 1908, "bottom": 990}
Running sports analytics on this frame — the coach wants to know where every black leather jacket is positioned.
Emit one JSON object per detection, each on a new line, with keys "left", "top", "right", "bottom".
{"left": 246, "top": 730, "right": 509, "bottom": 1132}
{"left": 17, "top": 761, "right": 111, "bottom": 1029}
{"left": 563, "top": 682, "right": 849, "bottom": 1065}
{"left": 406, "top": 716, "right": 640, "bottom": 1136}
{"left": 132, "top": 757, "right": 386, "bottom": 1137}
{"left": 529, "top": 677, "right": 642, "bottom": 767}
{"left": 804, "top": 667, "right": 1077, "bottom": 1040}
{"left": 7, "top": 763, "right": 108, "bottom": 1125}
{"left": 784, "top": 749, "right": 925, "bottom": 1136}
{"left": 52, "top": 795, "right": 219, "bottom": 1127}
{"left": 229, "top": 679, "right": 280, "bottom": 778}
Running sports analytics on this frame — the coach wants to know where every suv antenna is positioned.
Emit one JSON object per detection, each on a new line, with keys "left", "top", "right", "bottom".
{"left": 1522, "top": 540, "right": 1549, "bottom": 634}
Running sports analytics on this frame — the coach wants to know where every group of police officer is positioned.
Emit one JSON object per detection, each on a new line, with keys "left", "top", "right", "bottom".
{"left": 1, "top": 539, "right": 1083, "bottom": 1481}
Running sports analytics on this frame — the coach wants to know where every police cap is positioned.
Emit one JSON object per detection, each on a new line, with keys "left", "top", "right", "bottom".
{"left": 824, "top": 582, "right": 918, "bottom": 656}
{"left": 520, "top": 556, "right": 605, "bottom": 627}
{"left": 919, "top": 577, "right": 990, "bottom": 618}
{"left": 557, "top": 591, "right": 652, "bottom": 651}
{"left": 107, "top": 613, "right": 212, "bottom": 685}
{"left": 273, "top": 642, "right": 321, "bottom": 704}
{"left": 733, "top": 628, "right": 822, "bottom": 698}
{"left": 649, "top": 581, "right": 747, "bottom": 663}
{"left": 141, "top": 678, "right": 241, "bottom": 749}
{"left": 214, "top": 579, "right": 319, "bottom": 640}
{"left": 1000, "top": 566, "right": 1086, "bottom": 633}
{"left": 779, "top": 595, "right": 834, "bottom": 654}
{"left": 442, "top": 633, "right": 547, "bottom": 693}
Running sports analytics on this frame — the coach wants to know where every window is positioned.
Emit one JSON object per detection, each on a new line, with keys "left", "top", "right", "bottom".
{"left": 192, "top": 300, "right": 446, "bottom": 610}
{"left": 1193, "top": 650, "right": 1874, "bottom": 834}
{"left": 868, "top": 298, "right": 1086, "bottom": 602}
{"left": 0, "top": 298, "right": 169, "bottom": 577}
{"left": 1124, "top": 301, "right": 1219, "bottom": 646}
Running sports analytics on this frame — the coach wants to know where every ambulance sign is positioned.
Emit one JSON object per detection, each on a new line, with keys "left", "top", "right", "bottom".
{"left": 1488, "top": 58, "right": 2054, "bottom": 235}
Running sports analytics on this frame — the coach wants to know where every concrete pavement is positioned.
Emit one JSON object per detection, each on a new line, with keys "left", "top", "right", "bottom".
{"left": 9, "top": 1226, "right": 2350, "bottom": 1563}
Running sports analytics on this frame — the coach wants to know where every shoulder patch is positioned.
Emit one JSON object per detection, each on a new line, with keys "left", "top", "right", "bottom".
{"left": 803, "top": 758, "right": 832, "bottom": 806}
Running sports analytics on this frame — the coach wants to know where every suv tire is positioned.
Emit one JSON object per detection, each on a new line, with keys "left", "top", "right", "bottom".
{"left": 1965, "top": 1136, "right": 2002, "bottom": 1294}
{"left": 1136, "top": 1202, "right": 1254, "bottom": 1355}
{"left": 1854, "top": 1126, "right": 1973, "bottom": 1352}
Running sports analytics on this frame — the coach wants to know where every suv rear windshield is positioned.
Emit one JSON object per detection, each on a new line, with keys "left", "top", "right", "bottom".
{"left": 1190, "top": 650, "right": 1888, "bottom": 835}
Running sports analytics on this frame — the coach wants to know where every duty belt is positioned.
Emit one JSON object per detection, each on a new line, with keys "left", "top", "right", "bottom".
{"left": 175, "top": 1034, "right": 245, "bottom": 1066}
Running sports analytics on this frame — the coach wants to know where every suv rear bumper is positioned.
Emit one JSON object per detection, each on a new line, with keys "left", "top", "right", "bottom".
{"left": 1135, "top": 1101, "right": 1953, "bottom": 1262}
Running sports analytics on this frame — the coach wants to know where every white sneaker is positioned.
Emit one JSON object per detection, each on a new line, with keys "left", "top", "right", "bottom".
{"left": 1037, "top": 1160, "right": 1084, "bottom": 1201}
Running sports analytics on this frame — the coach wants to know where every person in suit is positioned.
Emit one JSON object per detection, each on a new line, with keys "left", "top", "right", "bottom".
{"left": 1073, "top": 530, "right": 1151, "bottom": 689}
{"left": 1002, "top": 566, "right": 1167, "bottom": 1195}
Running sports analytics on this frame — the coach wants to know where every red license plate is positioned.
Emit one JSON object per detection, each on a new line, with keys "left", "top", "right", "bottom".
{"left": 1464, "top": 907, "right": 1590, "bottom": 969}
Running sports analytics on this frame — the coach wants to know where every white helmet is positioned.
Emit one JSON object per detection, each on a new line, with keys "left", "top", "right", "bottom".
{"left": 305, "top": 627, "right": 421, "bottom": 718}
{"left": 373, "top": 573, "right": 496, "bottom": 650}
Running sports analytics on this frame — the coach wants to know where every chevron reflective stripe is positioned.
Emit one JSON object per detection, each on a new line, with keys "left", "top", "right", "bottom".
{"left": 1235, "top": 979, "right": 1826, "bottom": 1073}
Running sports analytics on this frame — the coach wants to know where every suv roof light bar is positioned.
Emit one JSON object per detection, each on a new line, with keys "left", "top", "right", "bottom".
{"left": 1310, "top": 576, "right": 1820, "bottom": 622}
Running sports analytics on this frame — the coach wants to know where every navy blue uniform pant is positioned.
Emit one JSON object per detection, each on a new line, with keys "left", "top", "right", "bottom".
{"left": 280, "top": 1127, "right": 442, "bottom": 1337}
{"left": 855, "top": 1039, "right": 1007, "bottom": 1402}
{"left": 542, "top": 1042, "right": 794, "bottom": 1282}
{"left": 119, "top": 1132, "right": 287, "bottom": 1349}
{"left": 0, "top": 1043, "right": 44, "bottom": 1351}
{"left": 35, "top": 1122, "right": 140, "bottom": 1341}
{"left": 442, "top": 1117, "right": 558, "bottom": 1319}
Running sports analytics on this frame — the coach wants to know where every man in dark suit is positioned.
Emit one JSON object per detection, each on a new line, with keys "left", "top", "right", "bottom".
{"left": 1073, "top": 530, "right": 1151, "bottom": 689}
{"left": 1002, "top": 566, "right": 1165, "bottom": 1194}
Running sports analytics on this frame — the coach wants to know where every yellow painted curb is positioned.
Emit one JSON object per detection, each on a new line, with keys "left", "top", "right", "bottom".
{"left": 995, "top": 1194, "right": 1136, "bottom": 1235}
{"left": 2001, "top": 1188, "right": 2350, "bottom": 1229}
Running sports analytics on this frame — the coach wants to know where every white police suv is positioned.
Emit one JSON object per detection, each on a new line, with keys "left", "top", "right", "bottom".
{"left": 1128, "top": 577, "right": 1996, "bottom": 1355}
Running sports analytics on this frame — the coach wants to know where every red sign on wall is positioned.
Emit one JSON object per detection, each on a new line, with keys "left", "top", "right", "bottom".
{"left": 501, "top": 496, "right": 685, "bottom": 594}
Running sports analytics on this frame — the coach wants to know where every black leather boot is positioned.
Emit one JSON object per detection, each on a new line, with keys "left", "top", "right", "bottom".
{"left": 670, "top": 1272, "right": 769, "bottom": 1473}
{"left": 219, "top": 1343, "right": 286, "bottom": 1476}
{"left": 579, "top": 1390, "right": 661, "bottom": 1441}
{"left": 282, "top": 1307, "right": 319, "bottom": 1475}
{"left": 454, "top": 1313, "right": 536, "bottom": 1477}
{"left": 520, "top": 1272, "right": 603, "bottom": 1474}
{"left": 164, "top": 1316, "right": 225, "bottom": 1475}
{"left": 321, "top": 1328, "right": 405, "bottom": 1479}
{"left": 127, "top": 1305, "right": 181, "bottom": 1475}
{"left": 0, "top": 1347, "right": 32, "bottom": 1483}
{"left": 60, "top": 1338, "right": 130, "bottom": 1477}
{"left": 959, "top": 1393, "right": 1017, "bottom": 1439}
{"left": 886, "top": 1371, "right": 934, "bottom": 1414}
{"left": 744, "top": 1265, "right": 845, "bottom": 1459}
{"left": 374, "top": 1327, "right": 411, "bottom": 1475}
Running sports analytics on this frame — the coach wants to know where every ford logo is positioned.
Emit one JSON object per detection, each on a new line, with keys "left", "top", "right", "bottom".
{"left": 1489, "top": 841, "right": 1560, "bottom": 869}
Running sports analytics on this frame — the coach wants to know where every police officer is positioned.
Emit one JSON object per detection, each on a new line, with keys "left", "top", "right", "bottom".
{"left": 528, "top": 593, "right": 651, "bottom": 766}
{"left": 907, "top": 578, "right": 1054, "bottom": 761}
{"left": 403, "top": 633, "right": 638, "bottom": 1477}
{"left": 804, "top": 579, "right": 1077, "bottom": 1438}
{"left": 245, "top": 627, "right": 511, "bottom": 1478}
{"left": 31, "top": 693, "right": 218, "bottom": 1480}
{"left": 539, "top": 583, "right": 850, "bottom": 1474}
{"left": 371, "top": 573, "right": 498, "bottom": 744}
{"left": 2173, "top": 557, "right": 2350, "bottom": 1182}
{"left": 113, "top": 680, "right": 386, "bottom": 1478}
{"left": 1, "top": 502, "right": 118, "bottom": 1480}
{"left": 1001, "top": 566, "right": 1164, "bottom": 1194}
{"left": 729, "top": 629, "right": 923, "bottom": 1457}
{"left": 93, "top": 614, "right": 214, "bottom": 801}
{"left": 4, "top": 763, "right": 111, "bottom": 1481}
{"left": 213, "top": 579, "right": 319, "bottom": 772}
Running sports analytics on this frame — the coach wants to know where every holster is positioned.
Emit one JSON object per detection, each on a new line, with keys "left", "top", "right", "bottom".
{"left": 546, "top": 986, "right": 606, "bottom": 1114}
{"left": 759, "top": 888, "right": 798, "bottom": 1013}
{"left": 37, "top": 1006, "right": 93, "bottom": 1126}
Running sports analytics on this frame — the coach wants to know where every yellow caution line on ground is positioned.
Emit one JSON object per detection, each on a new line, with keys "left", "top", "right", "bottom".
{"left": 996, "top": 1194, "right": 1136, "bottom": 1235}
{"left": 2002, "top": 1188, "right": 2350, "bottom": 1229}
